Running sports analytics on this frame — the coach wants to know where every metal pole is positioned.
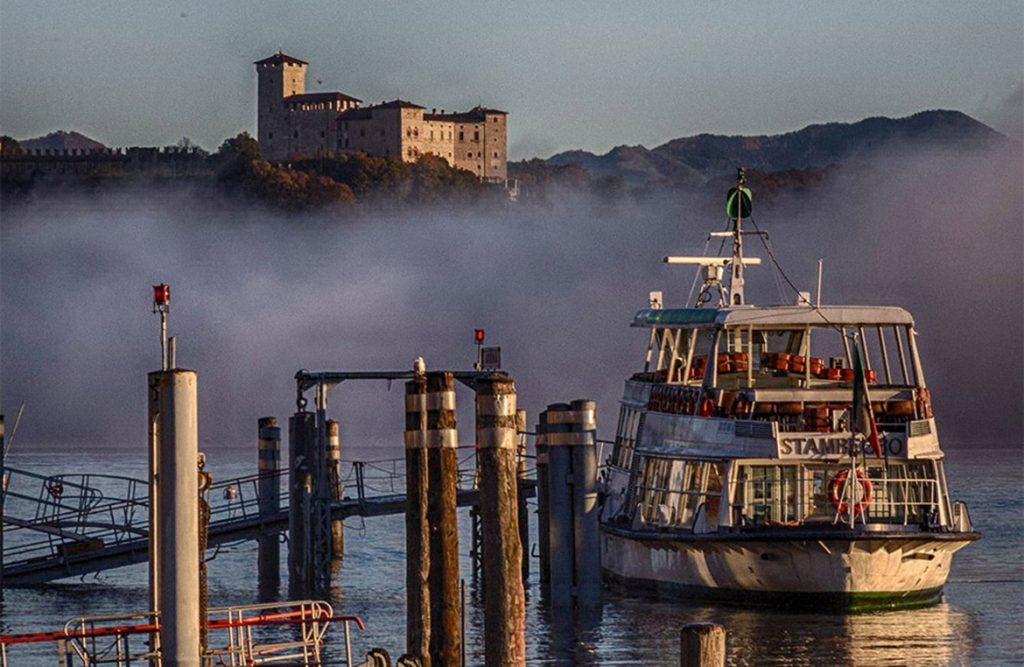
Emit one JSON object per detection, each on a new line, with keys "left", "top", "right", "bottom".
{"left": 543, "top": 403, "right": 574, "bottom": 607}
{"left": 327, "top": 419, "right": 344, "bottom": 560}
{"left": 1, "top": 415, "right": 4, "bottom": 603}
{"left": 288, "top": 411, "right": 316, "bottom": 595}
{"left": 257, "top": 417, "right": 281, "bottom": 591}
{"left": 515, "top": 409, "right": 530, "bottom": 584}
{"left": 404, "top": 374, "right": 431, "bottom": 666}
{"left": 570, "top": 399, "right": 601, "bottom": 606}
{"left": 150, "top": 369, "right": 201, "bottom": 667}
{"left": 425, "top": 371, "right": 460, "bottom": 667}
{"left": 475, "top": 375, "right": 526, "bottom": 666}
{"left": 535, "top": 415, "right": 550, "bottom": 588}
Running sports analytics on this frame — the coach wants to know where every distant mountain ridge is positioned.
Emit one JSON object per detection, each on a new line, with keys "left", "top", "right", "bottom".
{"left": 19, "top": 130, "right": 107, "bottom": 152}
{"left": 544, "top": 110, "right": 1005, "bottom": 186}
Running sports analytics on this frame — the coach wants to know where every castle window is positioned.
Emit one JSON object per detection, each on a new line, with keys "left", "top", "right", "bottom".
{"left": 268, "top": 132, "right": 273, "bottom": 140}
{"left": 360, "top": 129, "right": 366, "bottom": 137}
{"left": 458, "top": 131, "right": 464, "bottom": 141}
{"left": 320, "top": 131, "right": 325, "bottom": 138}
{"left": 474, "top": 131, "right": 480, "bottom": 141}
{"left": 468, "top": 152, "right": 473, "bottom": 158}
{"left": 344, "top": 139, "right": 349, "bottom": 148}
{"left": 430, "top": 131, "right": 434, "bottom": 140}
{"left": 493, "top": 152, "right": 498, "bottom": 158}
{"left": 294, "top": 131, "right": 299, "bottom": 138}
{"left": 343, "top": 122, "right": 348, "bottom": 130}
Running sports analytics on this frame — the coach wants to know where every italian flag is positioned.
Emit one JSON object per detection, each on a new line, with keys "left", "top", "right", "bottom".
{"left": 852, "top": 342, "right": 882, "bottom": 458}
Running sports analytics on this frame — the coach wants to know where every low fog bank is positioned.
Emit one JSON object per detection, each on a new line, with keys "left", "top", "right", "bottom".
{"left": 1, "top": 142, "right": 1020, "bottom": 457}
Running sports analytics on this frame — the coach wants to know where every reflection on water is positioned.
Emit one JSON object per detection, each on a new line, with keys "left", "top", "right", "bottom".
{"left": 1, "top": 447, "right": 1019, "bottom": 665}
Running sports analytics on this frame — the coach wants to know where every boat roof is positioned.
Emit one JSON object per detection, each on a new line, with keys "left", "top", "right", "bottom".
{"left": 632, "top": 304, "right": 915, "bottom": 329}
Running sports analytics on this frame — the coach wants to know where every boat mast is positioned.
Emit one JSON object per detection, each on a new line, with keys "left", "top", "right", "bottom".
{"left": 729, "top": 168, "right": 747, "bottom": 306}
{"left": 664, "top": 167, "right": 758, "bottom": 308}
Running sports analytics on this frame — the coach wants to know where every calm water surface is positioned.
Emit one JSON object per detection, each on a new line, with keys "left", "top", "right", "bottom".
{"left": 1, "top": 445, "right": 1021, "bottom": 666}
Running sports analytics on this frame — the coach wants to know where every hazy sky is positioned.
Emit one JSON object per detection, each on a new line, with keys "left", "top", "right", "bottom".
{"left": 0, "top": 1, "right": 1021, "bottom": 159}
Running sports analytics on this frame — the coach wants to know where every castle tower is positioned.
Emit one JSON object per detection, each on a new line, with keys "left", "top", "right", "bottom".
{"left": 254, "top": 53, "right": 308, "bottom": 159}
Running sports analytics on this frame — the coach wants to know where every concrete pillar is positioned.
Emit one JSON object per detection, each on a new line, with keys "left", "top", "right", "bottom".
{"left": 570, "top": 399, "right": 601, "bottom": 606}
{"left": 327, "top": 419, "right": 344, "bottom": 559}
{"left": 475, "top": 375, "right": 526, "bottom": 666}
{"left": 404, "top": 375, "right": 431, "bottom": 667}
{"left": 680, "top": 623, "right": 726, "bottom": 667}
{"left": 288, "top": 411, "right": 316, "bottom": 595}
{"left": 542, "top": 403, "right": 574, "bottom": 607}
{"left": 425, "top": 371, "right": 460, "bottom": 667}
{"left": 257, "top": 417, "right": 281, "bottom": 590}
{"left": 148, "top": 370, "right": 200, "bottom": 667}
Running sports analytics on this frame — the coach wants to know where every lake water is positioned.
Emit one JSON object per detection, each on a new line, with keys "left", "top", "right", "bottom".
{"left": 1, "top": 444, "right": 1020, "bottom": 666}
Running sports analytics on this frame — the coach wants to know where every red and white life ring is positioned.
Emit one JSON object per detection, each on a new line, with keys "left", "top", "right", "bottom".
{"left": 829, "top": 469, "right": 872, "bottom": 516}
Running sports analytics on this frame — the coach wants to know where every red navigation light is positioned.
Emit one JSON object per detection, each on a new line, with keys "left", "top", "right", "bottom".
{"left": 153, "top": 283, "right": 170, "bottom": 307}
{"left": 474, "top": 329, "right": 485, "bottom": 344}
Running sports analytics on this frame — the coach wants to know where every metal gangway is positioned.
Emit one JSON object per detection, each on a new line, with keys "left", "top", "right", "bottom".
{"left": 2, "top": 448, "right": 536, "bottom": 585}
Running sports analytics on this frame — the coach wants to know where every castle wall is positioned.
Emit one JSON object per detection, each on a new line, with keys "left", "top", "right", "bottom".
{"left": 256, "top": 54, "right": 506, "bottom": 179}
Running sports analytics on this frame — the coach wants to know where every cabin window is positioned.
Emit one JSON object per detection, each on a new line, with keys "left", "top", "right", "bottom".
{"left": 612, "top": 406, "right": 643, "bottom": 470}
{"left": 635, "top": 457, "right": 723, "bottom": 530}
{"left": 739, "top": 465, "right": 798, "bottom": 525}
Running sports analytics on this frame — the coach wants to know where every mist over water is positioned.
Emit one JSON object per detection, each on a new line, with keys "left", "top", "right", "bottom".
{"left": 1, "top": 143, "right": 1021, "bottom": 452}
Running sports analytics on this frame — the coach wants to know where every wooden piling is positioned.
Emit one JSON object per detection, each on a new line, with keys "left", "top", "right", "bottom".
{"left": 257, "top": 417, "right": 281, "bottom": 590}
{"left": 327, "top": 419, "right": 344, "bottom": 559}
{"left": 516, "top": 409, "right": 530, "bottom": 584}
{"left": 476, "top": 375, "right": 526, "bottom": 666}
{"left": 404, "top": 375, "right": 431, "bottom": 667}
{"left": 680, "top": 623, "right": 726, "bottom": 667}
{"left": 425, "top": 371, "right": 461, "bottom": 667}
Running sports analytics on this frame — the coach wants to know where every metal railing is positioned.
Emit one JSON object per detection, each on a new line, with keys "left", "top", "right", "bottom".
{"left": 1, "top": 600, "right": 364, "bottom": 667}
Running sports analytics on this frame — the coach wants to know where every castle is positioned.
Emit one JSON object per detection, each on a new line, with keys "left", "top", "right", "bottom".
{"left": 255, "top": 53, "right": 508, "bottom": 182}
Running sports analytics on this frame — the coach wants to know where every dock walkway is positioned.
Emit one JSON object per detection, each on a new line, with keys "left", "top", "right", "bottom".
{"left": 2, "top": 457, "right": 535, "bottom": 585}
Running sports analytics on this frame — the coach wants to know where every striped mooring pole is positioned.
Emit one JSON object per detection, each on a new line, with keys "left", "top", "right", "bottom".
{"left": 475, "top": 374, "right": 526, "bottom": 666}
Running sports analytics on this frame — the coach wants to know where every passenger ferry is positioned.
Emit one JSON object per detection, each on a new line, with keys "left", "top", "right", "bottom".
{"left": 600, "top": 170, "right": 978, "bottom": 610}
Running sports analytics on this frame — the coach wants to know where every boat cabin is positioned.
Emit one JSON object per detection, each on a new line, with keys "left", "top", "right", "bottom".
{"left": 604, "top": 303, "right": 967, "bottom": 535}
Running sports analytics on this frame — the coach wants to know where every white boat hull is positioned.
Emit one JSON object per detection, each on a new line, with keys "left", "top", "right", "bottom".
{"left": 601, "top": 526, "right": 977, "bottom": 610}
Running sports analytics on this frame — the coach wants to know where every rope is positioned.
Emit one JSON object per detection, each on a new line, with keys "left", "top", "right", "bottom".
{"left": 748, "top": 215, "right": 850, "bottom": 338}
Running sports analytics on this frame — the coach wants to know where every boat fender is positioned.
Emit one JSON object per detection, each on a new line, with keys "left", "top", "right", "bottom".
{"left": 829, "top": 469, "right": 872, "bottom": 516}
{"left": 699, "top": 397, "right": 716, "bottom": 417}
{"left": 47, "top": 481, "right": 64, "bottom": 498}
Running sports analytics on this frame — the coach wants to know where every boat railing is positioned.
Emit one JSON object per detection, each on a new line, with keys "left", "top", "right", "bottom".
{"left": 951, "top": 500, "right": 973, "bottom": 532}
